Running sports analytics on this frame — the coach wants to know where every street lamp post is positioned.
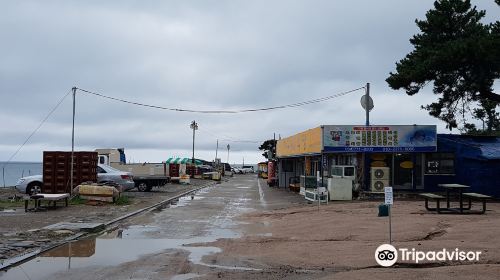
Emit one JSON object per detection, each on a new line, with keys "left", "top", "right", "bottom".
{"left": 226, "top": 144, "right": 230, "bottom": 164}
{"left": 190, "top": 120, "right": 198, "bottom": 176}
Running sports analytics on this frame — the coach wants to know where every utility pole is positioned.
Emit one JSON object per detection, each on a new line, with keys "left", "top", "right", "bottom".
{"left": 226, "top": 144, "right": 230, "bottom": 164}
{"left": 364, "top": 83, "right": 370, "bottom": 192}
{"left": 365, "top": 82, "right": 370, "bottom": 126}
{"left": 70, "top": 87, "right": 76, "bottom": 196}
{"left": 215, "top": 139, "right": 219, "bottom": 161}
{"left": 190, "top": 120, "right": 198, "bottom": 176}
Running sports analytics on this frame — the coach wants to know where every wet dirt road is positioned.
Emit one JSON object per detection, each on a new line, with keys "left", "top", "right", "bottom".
{"left": 0, "top": 174, "right": 305, "bottom": 280}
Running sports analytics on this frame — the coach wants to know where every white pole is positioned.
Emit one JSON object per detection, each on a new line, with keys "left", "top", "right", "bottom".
{"left": 215, "top": 139, "right": 219, "bottom": 161}
{"left": 389, "top": 205, "right": 392, "bottom": 244}
{"left": 70, "top": 87, "right": 76, "bottom": 195}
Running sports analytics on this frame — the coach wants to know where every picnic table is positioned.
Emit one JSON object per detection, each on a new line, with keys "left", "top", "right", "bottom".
{"left": 24, "top": 193, "right": 70, "bottom": 212}
{"left": 438, "top": 184, "right": 470, "bottom": 214}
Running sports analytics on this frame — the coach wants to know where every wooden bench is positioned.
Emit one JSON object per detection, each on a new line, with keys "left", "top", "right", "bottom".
{"left": 463, "top": 193, "right": 492, "bottom": 214}
{"left": 24, "top": 193, "right": 70, "bottom": 212}
{"left": 419, "top": 193, "right": 445, "bottom": 213}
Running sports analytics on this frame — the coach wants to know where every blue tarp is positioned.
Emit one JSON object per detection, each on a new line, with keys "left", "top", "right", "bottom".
{"left": 423, "top": 134, "right": 500, "bottom": 197}
{"left": 438, "top": 134, "right": 500, "bottom": 160}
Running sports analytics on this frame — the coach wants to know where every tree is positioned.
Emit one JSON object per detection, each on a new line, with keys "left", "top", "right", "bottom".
{"left": 386, "top": 0, "right": 500, "bottom": 131}
{"left": 258, "top": 139, "right": 277, "bottom": 160}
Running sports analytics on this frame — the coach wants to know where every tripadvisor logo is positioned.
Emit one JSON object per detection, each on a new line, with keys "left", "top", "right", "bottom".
{"left": 375, "top": 244, "right": 398, "bottom": 267}
{"left": 375, "top": 244, "right": 482, "bottom": 267}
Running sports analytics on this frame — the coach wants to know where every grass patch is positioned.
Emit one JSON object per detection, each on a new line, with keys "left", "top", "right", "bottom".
{"left": 69, "top": 196, "right": 87, "bottom": 205}
{"left": 0, "top": 199, "right": 25, "bottom": 209}
{"left": 114, "top": 195, "right": 132, "bottom": 205}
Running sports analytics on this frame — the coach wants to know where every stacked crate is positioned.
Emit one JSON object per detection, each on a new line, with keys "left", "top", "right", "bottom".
{"left": 185, "top": 165, "right": 200, "bottom": 176}
{"left": 169, "top": 164, "right": 179, "bottom": 177}
{"left": 43, "top": 151, "right": 98, "bottom": 193}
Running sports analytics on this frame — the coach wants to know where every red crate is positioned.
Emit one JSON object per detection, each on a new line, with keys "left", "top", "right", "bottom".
{"left": 43, "top": 151, "right": 97, "bottom": 193}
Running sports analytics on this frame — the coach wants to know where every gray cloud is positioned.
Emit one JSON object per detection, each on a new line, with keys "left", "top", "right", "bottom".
{"left": 1, "top": 0, "right": 498, "bottom": 163}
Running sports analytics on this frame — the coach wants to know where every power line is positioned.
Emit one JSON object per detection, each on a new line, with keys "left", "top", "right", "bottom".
{"left": 1, "top": 89, "right": 72, "bottom": 170}
{"left": 76, "top": 86, "right": 365, "bottom": 114}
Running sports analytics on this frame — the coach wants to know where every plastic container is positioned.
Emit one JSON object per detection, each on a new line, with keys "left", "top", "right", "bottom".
{"left": 378, "top": 204, "right": 389, "bottom": 217}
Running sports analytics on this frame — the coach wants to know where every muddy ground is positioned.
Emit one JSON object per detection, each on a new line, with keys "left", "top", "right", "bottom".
{"left": 1, "top": 175, "right": 499, "bottom": 279}
{"left": 197, "top": 199, "right": 500, "bottom": 279}
{"left": 0, "top": 179, "right": 214, "bottom": 261}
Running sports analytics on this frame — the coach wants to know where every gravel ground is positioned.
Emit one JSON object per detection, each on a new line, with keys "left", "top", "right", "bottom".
{"left": 0, "top": 179, "right": 216, "bottom": 262}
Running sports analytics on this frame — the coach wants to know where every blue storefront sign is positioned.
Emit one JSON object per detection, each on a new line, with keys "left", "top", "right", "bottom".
{"left": 322, "top": 125, "right": 437, "bottom": 152}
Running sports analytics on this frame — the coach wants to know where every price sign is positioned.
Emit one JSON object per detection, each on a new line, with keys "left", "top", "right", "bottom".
{"left": 384, "top": 187, "right": 393, "bottom": 205}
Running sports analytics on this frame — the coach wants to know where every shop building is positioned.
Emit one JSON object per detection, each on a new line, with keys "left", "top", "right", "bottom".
{"left": 275, "top": 125, "right": 500, "bottom": 198}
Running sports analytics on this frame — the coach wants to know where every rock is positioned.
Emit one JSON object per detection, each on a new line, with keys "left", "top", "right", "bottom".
{"left": 53, "top": 230, "right": 74, "bottom": 235}
{"left": 37, "top": 239, "right": 51, "bottom": 243}
{"left": 11, "top": 241, "right": 36, "bottom": 248}
{"left": 7, "top": 238, "right": 24, "bottom": 242}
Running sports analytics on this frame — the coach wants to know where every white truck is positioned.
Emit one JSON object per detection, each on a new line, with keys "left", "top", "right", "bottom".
{"left": 96, "top": 148, "right": 170, "bottom": 192}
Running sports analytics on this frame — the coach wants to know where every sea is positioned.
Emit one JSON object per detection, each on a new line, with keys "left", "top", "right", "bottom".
{"left": 0, "top": 161, "right": 42, "bottom": 187}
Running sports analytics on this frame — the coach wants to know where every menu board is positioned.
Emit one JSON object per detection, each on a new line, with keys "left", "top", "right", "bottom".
{"left": 323, "top": 125, "right": 437, "bottom": 152}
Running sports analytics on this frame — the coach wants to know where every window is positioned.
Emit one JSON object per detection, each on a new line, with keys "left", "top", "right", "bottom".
{"left": 344, "top": 166, "right": 355, "bottom": 176}
{"left": 282, "top": 160, "right": 294, "bottom": 172}
{"left": 97, "top": 166, "right": 106, "bottom": 174}
{"left": 425, "top": 153, "right": 455, "bottom": 174}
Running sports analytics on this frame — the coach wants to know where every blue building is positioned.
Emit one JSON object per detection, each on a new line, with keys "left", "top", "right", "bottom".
{"left": 424, "top": 134, "right": 500, "bottom": 197}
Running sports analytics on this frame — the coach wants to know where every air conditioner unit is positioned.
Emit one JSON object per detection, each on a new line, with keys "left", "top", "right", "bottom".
{"left": 371, "top": 167, "right": 390, "bottom": 180}
{"left": 371, "top": 179, "right": 389, "bottom": 192}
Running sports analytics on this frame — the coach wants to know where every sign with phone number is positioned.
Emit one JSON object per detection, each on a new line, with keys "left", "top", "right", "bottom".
{"left": 323, "top": 146, "right": 436, "bottom": 152}
{"left": 322, "top": 125, "right": 437, "bottom": 153}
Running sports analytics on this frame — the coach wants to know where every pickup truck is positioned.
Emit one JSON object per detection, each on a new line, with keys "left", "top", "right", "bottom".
{"left": 96, "top": 148, "right": 170, "bottom": 192}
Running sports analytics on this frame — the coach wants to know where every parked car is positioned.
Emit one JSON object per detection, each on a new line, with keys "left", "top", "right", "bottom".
{"left": 96, "top": 164, "right": 135, "bottom": 191}
{"left": 15, "top": 175, "right": 43, "bottom": 195}
{"left": 15, "top": 164, "right": 135, "bottom": 195}
{"left": 232, "top": 167, "right": 243, "bottom": 174}
{"left": 198, "top": 165, "right": 214, "bottom": 174}
{"left": 241, "top": 165, "right": 255, "bottom": 173}
{"left": 223, "top": 163, "right": 233, "bottom": 177}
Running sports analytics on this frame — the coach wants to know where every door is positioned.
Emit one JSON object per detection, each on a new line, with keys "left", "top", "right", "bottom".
{"left": 414, "top": 154, "right": 424, "bottom": 189}
{"left": 393, "top": 153, "right": 413, "bottom": 189}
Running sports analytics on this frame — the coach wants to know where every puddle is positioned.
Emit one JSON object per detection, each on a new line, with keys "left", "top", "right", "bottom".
{"left": 0, "top": 233, "right": 230, "bottom": 280}
{"left": 0, "top": 182, "right": 261, "bottom": 279}
{"left": 119, "top": 225, "right": 160, "bottom": 238}
{"left": 169, "top": 194, "right": 205, "bottom": 209}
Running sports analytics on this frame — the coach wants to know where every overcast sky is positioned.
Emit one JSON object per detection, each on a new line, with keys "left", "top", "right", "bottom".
{"left": 1, "top": 0, "right": 498, "bottom": 164}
